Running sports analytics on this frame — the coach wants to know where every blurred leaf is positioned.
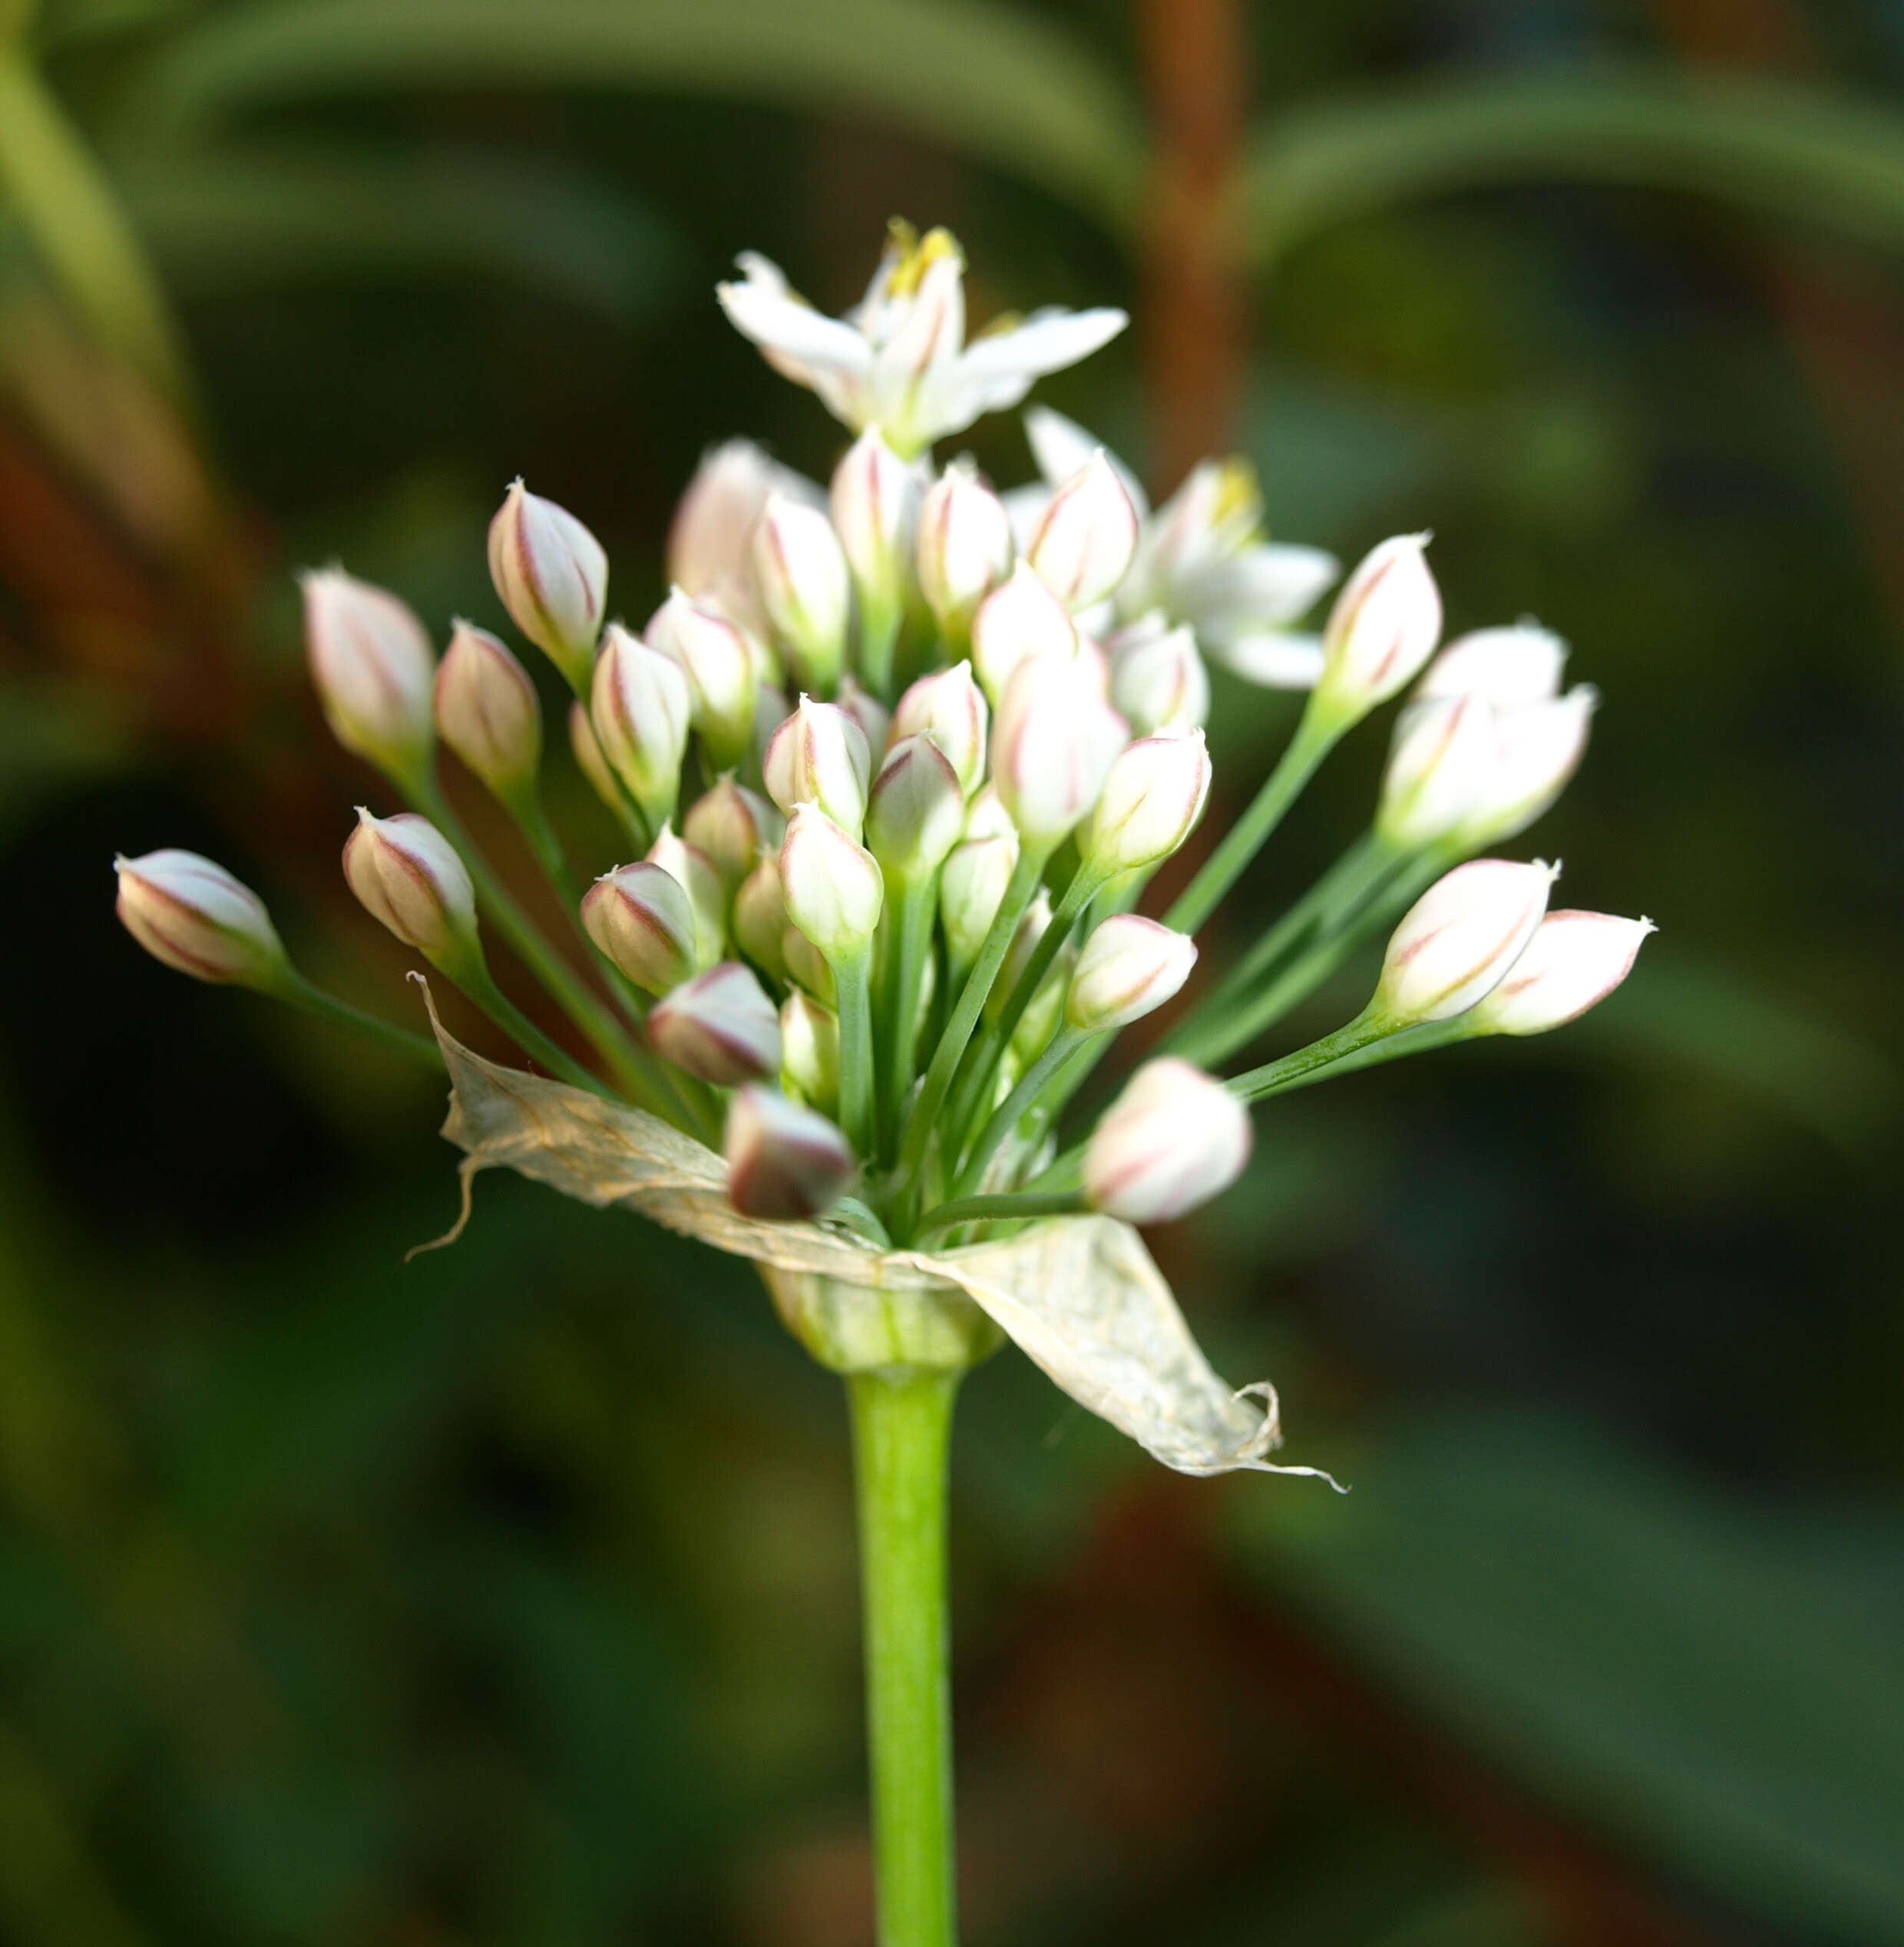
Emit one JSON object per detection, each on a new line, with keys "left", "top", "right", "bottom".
{"left": 118, "top": 146, "right": 679, "bottom": 324}
{"left": 1245, "top": 72, "right": 1904, "bottom": 267}
{"left": 0, "top": 686, "right": 136, "bottom": 843}
{"left": 137, "top": 0, "right": 1146, "bottom": 226}
{"left": 1231, "top": 1412, "right": 1904, "bottom": 1946}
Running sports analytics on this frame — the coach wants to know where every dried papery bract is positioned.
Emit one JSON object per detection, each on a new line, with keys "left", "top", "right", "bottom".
{"left": 435, "top": 621, "right": 542, "bottom": 803}
{"left": 342, "top": 810, "right": 481, "bottom": 977}
{"left": 302, "top": 567, "right": 436, "bottom": 784}
{"left": 1373, "top": 857, "right": 1559, "bottom": 1026}
{"left": 488, "top": 479, "right": 608, "bottom": 693}
{"left": 723, "top": 1086, "right": 856, "bottom": 1219}
{"left": 647, "top": 589, "right": 759, "bottom": 772}
{"left": 581, "top": 861, "right": 699, "bottom": 996}
{"left": 1467, "top": 910, "right": 1654, "bottom": 1036}
{"left": 1066, "top": 916, "right": 1197, "bottom": 1033}
{"left": 1084, "top": 1058, "right": 1251, "bottom": 1223}
{"left": 1025, "top": 450, "right": 1140, "bottom": 612}
{"left": 114, "top": 850, "right": 289, "bottom": 988}
{"left": 649, "top": 962, "right": 782, "bottom": 1086}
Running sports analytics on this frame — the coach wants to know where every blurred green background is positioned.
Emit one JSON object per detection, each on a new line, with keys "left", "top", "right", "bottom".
{"left": 2, "top": 0, "right": 1902, "bottom": 1941}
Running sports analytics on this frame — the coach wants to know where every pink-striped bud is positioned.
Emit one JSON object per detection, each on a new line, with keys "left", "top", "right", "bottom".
{"left": 650, "top": 962, "right": 782, "bottom": 1086}
{"left": 1315, "top": 534, "right": 1443, "bottom": 719}
{"left": 590, "top": 623, "right": 692, "bottom": 828}
{"left": 991, "top": 653, "right": 1129, "bottom": 851}
{"left": 1083, "top": 1058, "right": 1251, "bottom": 1224}
{"left": 646, "top": 588, "right": 759, "bottom": 770}
{"left": 434, "top": 620, "right": 541, "bottom": 801}
{"left": 1468, "top": 910, "right": 1654, "bottom": 1036}
{"left": 667, "top": 439, "right": 785, "bottom": 633}
{"left": 1025, "top": 449, "right": 1139, "bottom": 611}
{"left": 835, "top": 676, "right": 892, "bottom": 765}
{"left": 569, "top": 699, "right": 621, "bottom": 814}
{"left": 917, "top": 458, "right": 1013, "bottom": 635}
{"left": 970, "top": 561, "right": 1077, "bottom": 706}
{"left": 1373, "top": 858, "right": 1558, "bottom": 1025}
{"left": 893, "top": 659, "right": 987, "bottom": 797}
{"left": 939, "top": 833, "right": 1018, "bottom": 977}
{"left": 301, "top": 567, "right": 435, "bottom": 782}
{"left": 782, "top": 924, "right": 835, "bottom": 1003}
{"left": 683, "top": 775, "right": 780, "bottom": 892}
{"left": 763, "top": 695, "right": 871, "bottom": 838}
{"left": 114, "top": 850, "right": 288, "bottom": 988}
{"left": 646, "top": 823, "right": 728, "bottom": 970}
{"left": 342, "top": 809, "right": 480, "bottom": 974}
{"left": 779, "top": 990, "right": 840, "bottom": 1112}
{"left": 779, "top": 804, "right": 884, "bottom": 961}
{"left": 724, "top": 1086, "right": 855, "bottom": 1220}
{"left": 1107, "top": 616, "right": 1208, "bottom": 735}
{"left": 1065, "top": 916, "right": 1196, "bottom": 1033}
{"left": 1375, "top": 693, "right": 1496, "bottom": 848}
{"left": 1082, "top": 730, "right": 1211, "bottom": 876}
{"left": 865, "top": 735, "right": 965, "bottom": 884}
{"left": 1415, "top": 623, "right": 1567, "bottom": 706}
{"left": 830, "top": 427, "right": 921, "bottom": 610}
{"left": 732, "top": 854, "right": 791, "bottom": 983}
{"left": 1452, "top": 689, "right": 1597, "bottom": 848}
{"left": 753, "top": 493, "right": 851, "bottom": 690}
{"left": 487, "top": 479, "right": 607, "bottom": 693}
{"left": 580, "top": 861, "right": 699, "bottom": 996}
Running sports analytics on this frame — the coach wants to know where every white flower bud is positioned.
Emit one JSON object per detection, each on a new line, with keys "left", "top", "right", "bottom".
{"left": 1065, "top": 915, "right": 1196, "bottom": 1033}
{"left": 1415, "top": 623, "right": 1567, "bottom": 706}
{"left": 114, "top": 850, "right": 288, "bottom": 987}
{"left": 762, "top": 695, "right": 871, "bottom": 837}
{"left": 753, "top": 492, "right": 851, "bottom": 690}
{"left": 580, "top": 861, "right": 699, "bottom": 996}
{"left": 1375, "top": 693, "right": 1496, "bottom": 848}
{"left": 646, "top": 588, "right": 759, "bottom": 770}
{"left": 1373, "top": 858, "right": 1558, "bottom": 1025}
{"left": 779, "top": 803, "right": 884, "bottom": 962}
{"left": 1081, "top": 730, "right": 1211, "bottom": 877}
{"left": 683, "top": 775, "right": 780, "bottom": 892}
{"left": 667, "top": 438, "right": 794, "bottom": 633}
{"left": 991, "top": 653, "right": 1129, "bottom": 851}
{"left": 342, "top": 809, "right": 480, "bottom": 973}
{"left": 752, "top": 681, "right": 792, "bottom": 781}
{"left": 724, "top": 1086, "right": 855, "bottom": 1219}
{"left": 780, "top": 990, "right": 840, "bottom": 1112}
{"left": 1468, "top": 910, "right": 1654, "bottom": 1037}
{"left": 830, "top": 427, "right": 921, "bottom": 610}
{"left": 732, "top": 854, "right": 790, "bottom": 982}
{"left": 782, "top": 924, "right": 836, "bottom": 1003}
{"left": 865, "top": 735, "right": 965, "bottom": 884}
{"left": 1107, "top": 616, "right": 1209, "bottom": 735}
{"left": 590, "top": 623, "right": 692, "bottom": 828}
{"left": 646, "top": 822, "right": 728, "bottom": 970}
{"left": 939, "top": 833, "right": 1018, "bottom": 977}
{"left": 487, "top": 478, "right": 607, "bottom": 691}
{"left": 1452, "top": 688, "right": 1598, "bottom": 847}
{"left": 301, "top": 567, "right": 435, "bottom": 782}
{"left": 893, "top": 659, "right": 987, "bottom": 797}
{"left": 916, "top": 458, "right": 1012, "bottom": 634}
{"left": 1083, "top": 1058, "right": 1251, "bottom": 1224}
{"left": 835, "top": 676, "right": 892, "bottom": 766}
{"left": 568, "top": 699, "right": 621, "bottom": 814}
{"left": 650, "top": 962, "right": 782, "bottom": 1086}
{"left": 1025, "top": 450, "right": 1140, "bottom": 611}
{"left": 1315, "top": 534, "right": 1443, "bottom": 718}
{"left": 961, "top": 785, "right": 1016, "bottom": 844}
{"left": 434, "top": 620, "right": 541, "bottom": 801}
{"left": 970, "top": 561, "right": 1077, "bottom": 707}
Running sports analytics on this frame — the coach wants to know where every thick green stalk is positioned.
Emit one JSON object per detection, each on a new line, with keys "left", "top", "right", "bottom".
{"left": 273, "top": 969, "right": 442, "bottom": 1069}
{"left": 1165, "top": 701, "right": 1343, "bottom": 937}
{"left": 848, "top": 1371, "right": 960, "bottom": 1947}
{"left": 835, "top": 947, "right": 878, "bottom": 1159}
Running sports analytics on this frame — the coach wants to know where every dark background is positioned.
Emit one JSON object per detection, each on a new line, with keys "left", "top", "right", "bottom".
{"left": 2, "top": 1, "right": 1901, "bottom": 1942}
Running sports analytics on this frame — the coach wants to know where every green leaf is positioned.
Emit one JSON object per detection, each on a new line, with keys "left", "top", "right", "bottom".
{"left": 134, "top": 0, "right": 1145, "bottom": 228}
{"left": 116, "top": 146, "right": 680, "bottom": 324}
{"left": 1231, "top": 1412, "right": 1904, "bottom": 1945}
{"left": 1245, "top": 71, "right": 1904, "bottom": 267}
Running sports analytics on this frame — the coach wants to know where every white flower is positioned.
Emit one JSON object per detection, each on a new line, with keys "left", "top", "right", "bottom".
{"left": 717, "top": 226, "right": 1127, "bottom": 456}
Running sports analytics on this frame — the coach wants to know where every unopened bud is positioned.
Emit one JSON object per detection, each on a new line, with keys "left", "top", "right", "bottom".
{"left": 591, "top": 623, "right": 692, "bottom": 828}
{"left": 569, "top": 699, "right": 621, "bottom": 813}
{"left": 865, "top": 735, "right": 964, "bottom": 884}
{"left": 1107, "top": 616, "right": 1208, "bottom": 735}
{"left": 1081, "top": 730, "right": 1211, "bottom": 877}
{"left": 1375, "top": 693, "right": 1496, "bottom": 848}
{"left": 581, "top": 861, "right": 699, "bottom": 995}
{"left": 724, "top": 1086, "right": 855, "bottom": 1219}
{"left": 487, "top": 479, "right": 608, "bottom": 691}
{"left": 961, "top": 785, "right": 1016, "bottom": 844}
{"left": 835, "top": 676, "right": 892, "bottom": 765}
{"left": 114, "top": 850, "right": 287, "bottom": 988}
{"left": 1452, "top": 688, "right": 1597, "bottom": 847}
{"left": 780, "top": 990, "right": 841, "bottom": 1112}
{"left": 1468, "top": 909, "right": 1654, "bottom": 1036}
{"left": 893, "top": 660, "right": 987, "bottom": 796}
{"left": 1025, "top": 450, "right": 1139, "bottom": 611}
{"left": 762, "top": 695, "right": 871, "bottom": 837}
{"left": 939, "top": 833, "right": 1019, "bottom": 977}
{"left": 970, "top": 561, "right": 1076, "bottom": 706}
{"left": 1416, "top": 623, "right": 1567, "bottom": 706}
{"left": 668, "top": 439, "right": 785, "bottom": 632}
{"left": 650, "top": 962, "right": 782, "bottom": 1086}
{"left": 830, "top": 427, "right": 921, "bottom": 610}
{"left": 992, "top": 653, "right": 1130, "bottom": 851}
{"left": 1315, "top": 534, "right": 1443, "bottom": 719}
{"left": 917, "top": 458, "right": 1012, "bottom": 636}
{"left": 753, "top": 493, "right": 851, "bottom": 689}
{"left": 647, "top": 588, "right": 759, "bottom": 770}
{"left": 1373, "top": 858, "right": 1557, "bottom": 1025}
{"left": 342, "top": 809, "right": 480, "bottom": 974}
{"left": 301, "top": 567, "right": 435, "bottom": 782}
{"left": 1083, "top": 1058, "right": 1251, "bottom": 1224}
{"left": 683, "top": 775, "right": 781, "bottom": 892}
{"left": 1065, "top": 915, "right": 1196, "bottom": 1033}
{"left": 434, "top": 620, "right": 541, "bottom": 801}
{"left": 733, "top": 854, "right": 791, "bottom": 982}
{"left": 782, "top": 924, "right": 836, "bottom": 1003}
{"left": 779, "top": 803, "right": 884, "bottom": 962}
{"left": 646, "top": 822, "right": 728, "bottom": 970}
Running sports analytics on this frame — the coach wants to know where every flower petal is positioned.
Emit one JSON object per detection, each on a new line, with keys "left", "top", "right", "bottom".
{"left": 1205, "top": 629, "right": 1327, "bottom": 688}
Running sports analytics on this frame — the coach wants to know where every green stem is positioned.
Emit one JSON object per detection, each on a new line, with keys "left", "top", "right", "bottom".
{"left": 1224, "top": 1007, "right": 1390, "bottom": 1104}
{"left": 835, "top": 946, "right": 877, "bottom": 1159}
{"left": 848, "top": 1370, "right": 960, "bottom": 1947}
{"left": 273, "top": 969, "right": 442, "bottom": 1069}
{"left": 881, "top": 877, "right": 940, "bottom": 1153}
{"left": 1165, "top": 700, "right": 1343, "bottom": 937}
{"left": 949, "top": 1027, "right": 1083, "bottom": 1201}
{"left": 914, "top": 1190, "right": 1084, "bottom": 1237}
{"left": 461, "top": 961, "right": 612, "bottom": 1097}
{"left": 858, "top": 593, "right": 903, "bottom": 702}
{"left": 1229, "top": 1013, "right": 1471, "bottom": 1102}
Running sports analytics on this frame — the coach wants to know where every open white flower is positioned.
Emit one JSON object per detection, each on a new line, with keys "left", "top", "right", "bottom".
{"left": 717, "top": 225, "right": 1127, "bottom": 458}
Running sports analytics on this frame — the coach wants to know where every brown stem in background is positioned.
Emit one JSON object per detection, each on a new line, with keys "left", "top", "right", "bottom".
{"left": 1135, "top": 0, "right": 1251, "bottom": 498}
